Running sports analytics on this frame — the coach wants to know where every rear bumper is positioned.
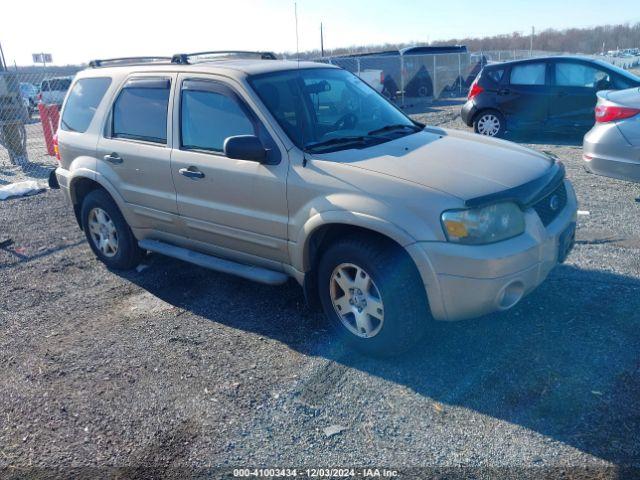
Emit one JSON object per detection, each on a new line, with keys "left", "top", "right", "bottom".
{"left": 408, "top": 180, "right": 578, "bottom": 321}
{"left": 460, "top": 101, "right": 477, "bottom": 127}
{"left": 583, "top": 123, "right": 640, "bottom": 183}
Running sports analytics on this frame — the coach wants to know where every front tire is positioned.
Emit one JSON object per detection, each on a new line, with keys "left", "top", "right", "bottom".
{"left": 474, "top": 110, "right": 506, "bottom": 138}
{"left": 80, "top": 189, "right": 143, "bottom": 270}
{"left": 317, "top": 236, "right": 430, "bottom": 357}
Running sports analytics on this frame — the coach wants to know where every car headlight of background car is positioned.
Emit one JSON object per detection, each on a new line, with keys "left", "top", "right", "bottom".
{"left": 441, "top": 202, "right": 525, "bottom": 245}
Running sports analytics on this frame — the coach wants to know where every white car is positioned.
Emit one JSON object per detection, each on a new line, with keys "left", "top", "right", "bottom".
{"left": 38, "top": 77, "right": 73, "bottom": 106}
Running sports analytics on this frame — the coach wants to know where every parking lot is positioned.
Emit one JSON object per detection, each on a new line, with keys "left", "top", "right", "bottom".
{"left": 1, "top": 100, "right": 639, "bottom": 476}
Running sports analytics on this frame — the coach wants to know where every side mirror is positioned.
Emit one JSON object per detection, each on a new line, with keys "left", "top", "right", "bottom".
{"left": 223, "top": 135, "right": 267, "bottom": 163}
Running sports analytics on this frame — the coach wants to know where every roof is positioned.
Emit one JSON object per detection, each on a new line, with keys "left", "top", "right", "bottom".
{"left": 325, "top": 45, "right": 467, "bottom": 59}
{"left": 485, "top": 55, "right": 605, "bottom": 67}
{"left": 78, "top": 59, "right": 335, "bottom": 79}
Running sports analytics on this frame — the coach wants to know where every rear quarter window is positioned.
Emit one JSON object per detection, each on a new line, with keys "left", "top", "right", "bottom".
{"left": 60, "top": 77, "right": 112, "bottom": 133}
{"left": 483, "top": 68, "right": 504, "bottom": 84}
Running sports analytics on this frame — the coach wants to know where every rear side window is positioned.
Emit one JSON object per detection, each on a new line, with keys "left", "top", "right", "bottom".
{"left": 60, "top": 78, "right": 111, "bottom": 133}
{"left": 112, "top": 78, "right": 170, "bottom": 144}
{"left": 510, "top": 63, "right": 546, "bottom": 85}
{"left": 181, "top": 89, "right": 255, "bottom": 152}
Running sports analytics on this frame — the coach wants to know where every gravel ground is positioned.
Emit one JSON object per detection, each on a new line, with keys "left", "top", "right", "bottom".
{"left": 1, "top": 101, "right": 639, "bottom": 478}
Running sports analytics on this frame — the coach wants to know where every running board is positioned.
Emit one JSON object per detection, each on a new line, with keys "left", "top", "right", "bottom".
{"left": 138, "top": 239, "right": 288, "bottom": 285}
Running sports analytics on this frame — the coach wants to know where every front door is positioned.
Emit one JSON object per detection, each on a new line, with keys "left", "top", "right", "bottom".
{"left": 496, "top": 61, "right": 551, "bottom": 131}
{"left": 170, "top": 75, "right": 289, "bottom": 267}
{"left": 96, "top": 73, "right": 180, "bottom": 233}
{"left": 548, "top": 60, "right": 609, "bottom": 130}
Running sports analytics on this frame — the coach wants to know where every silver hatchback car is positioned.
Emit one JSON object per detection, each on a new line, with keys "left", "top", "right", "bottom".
{"left": 584, "top": 87, "right": 640, "bottom": 182}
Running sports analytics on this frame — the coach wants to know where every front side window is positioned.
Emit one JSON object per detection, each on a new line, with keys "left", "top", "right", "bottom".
{"left": 510, "top": 63, "right": 546, "bottom": 85}
{"left": 249, "top": 68, "right": 419, "bottom": 153}
{"left": 112, "top": 78, "right": 170, "bottom": 144}
{"left": 555, "top": 63, "right": 609, "bottom": 88}
{"left": 181, "top": 88, "right": 255, "bottom": 152}
{"left": 60, "top": 77, "right": 111, "bottom": 133}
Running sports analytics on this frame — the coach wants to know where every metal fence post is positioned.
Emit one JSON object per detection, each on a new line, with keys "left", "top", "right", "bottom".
{"left": 400, "top": 55, "right": 405, "bottom": 107}
{"left": 458, "top": 54, "right": 462, "bottom": 96}
{"left": 433, "top": 55, "right": 437, "bottom": 100}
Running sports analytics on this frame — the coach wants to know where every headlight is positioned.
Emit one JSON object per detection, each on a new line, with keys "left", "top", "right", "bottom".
{"left": 441, "top": 202, "right": 525, "bottom": 245}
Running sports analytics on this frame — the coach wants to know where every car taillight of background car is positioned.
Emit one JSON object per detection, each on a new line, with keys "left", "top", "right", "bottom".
{"left": 595, "top": 104, "right": 640, "bottom": 123}
{"left": 467, "top": 79, "right": 484, "bottom": 100}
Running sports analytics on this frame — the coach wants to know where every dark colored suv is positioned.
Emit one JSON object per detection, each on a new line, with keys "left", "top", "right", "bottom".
{"left": 461, "top": 56, "right": 640, "bottom": 138}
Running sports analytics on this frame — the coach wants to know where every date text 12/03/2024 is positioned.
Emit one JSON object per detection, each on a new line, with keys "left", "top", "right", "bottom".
{"left": 233, "top": 468, "right": 399, "bottom": 477}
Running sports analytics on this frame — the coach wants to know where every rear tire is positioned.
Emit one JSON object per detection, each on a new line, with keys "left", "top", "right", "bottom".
{"left": 317, "top": 236, "right": 430, "bottom": 357}
{"left": 473, "top": 110, "right": 506, "bottom": 138}
{"left": 80, "top": 189, "right": 143, "bottom": 270}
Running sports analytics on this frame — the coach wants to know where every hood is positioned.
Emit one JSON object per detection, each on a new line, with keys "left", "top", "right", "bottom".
{"left": 313, "top": 128, "right": 554, "bottom": 200}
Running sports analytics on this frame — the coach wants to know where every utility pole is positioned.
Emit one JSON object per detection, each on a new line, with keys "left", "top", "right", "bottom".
{"left": 530, "top": 26, "right": 534, "bottom": 56}
{"left": 320, "top": 22, "right": 325, "bottom": 57}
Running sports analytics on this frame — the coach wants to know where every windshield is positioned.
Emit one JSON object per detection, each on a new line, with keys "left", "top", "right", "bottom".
{"left": 249, "top": 68, "right": 420, "bottom": 153}
{"left": 594, "top": 59, "right": 640, "bottom": 82}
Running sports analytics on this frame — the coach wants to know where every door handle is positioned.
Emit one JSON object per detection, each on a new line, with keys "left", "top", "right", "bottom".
{"left": 103, "top": 153, "right": 123, "bottom": 164}
{"left": 557, "top": 91, "right": 568, "bottom": 97}
{"left": 498, "top": 88, "right": 510, "bottom": 95}
{"left": 179, "top": 167, "right": 205, "bottom": 179}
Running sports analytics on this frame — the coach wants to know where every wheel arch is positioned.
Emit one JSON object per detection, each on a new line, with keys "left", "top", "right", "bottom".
{"left": 68, "top": 173, "right": 132, "bottom": 230}
{"left": 295, "top": 214, "right": 418, "bottom": 311}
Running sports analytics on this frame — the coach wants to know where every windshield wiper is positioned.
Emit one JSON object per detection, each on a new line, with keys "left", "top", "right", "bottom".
{"left": 367, "top": 123, "right": 422, "bottom": 136}
{"left": 304, "top": 135, "right": 380, "bottom": 153}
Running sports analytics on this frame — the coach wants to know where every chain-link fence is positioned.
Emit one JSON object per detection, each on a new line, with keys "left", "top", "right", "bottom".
{"left": 0, "top": 67, "right": 82, "bottom": 191}
{"left": 317, "top": 52, "right": 483, "bottom": 107}
{"left": 1, "top": 52, "right": 639, "bottom": 192}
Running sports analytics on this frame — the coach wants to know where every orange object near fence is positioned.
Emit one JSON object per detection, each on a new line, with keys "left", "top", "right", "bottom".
{"left": 38, "top": 103, "right": 60, "bottom": 156}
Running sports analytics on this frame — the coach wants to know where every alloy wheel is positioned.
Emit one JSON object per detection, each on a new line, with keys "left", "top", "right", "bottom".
{"left": 329, "top": 263, "right": 384, "bottom": 338}
{"left": 88, "top": 207, "right": 119, "bottom": 258}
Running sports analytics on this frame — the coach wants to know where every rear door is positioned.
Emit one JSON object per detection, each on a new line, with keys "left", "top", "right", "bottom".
{"left": 170, "top": 74, "right": 289, "bottom": 266}
{"left": 496, "top": 61, "right": 551, "bottom": 129}
{"left": 548, "top": 60, "right": 610, "bottom": 130}
{"left": 96, "top": 73, "right": 181, "bottom": 234}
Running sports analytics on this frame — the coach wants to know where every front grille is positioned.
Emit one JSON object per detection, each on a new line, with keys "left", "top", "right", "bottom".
{"left": 532, "top": 182, "right": 567, "bottom": 226}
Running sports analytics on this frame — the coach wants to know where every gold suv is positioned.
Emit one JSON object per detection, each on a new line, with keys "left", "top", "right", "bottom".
{"left": 53, "top": 52, "right": 577, "bottom": 356}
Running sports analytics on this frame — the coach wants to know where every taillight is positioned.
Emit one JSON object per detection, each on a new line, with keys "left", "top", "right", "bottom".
{"left": 380, "top": 71, "right": 385, "bottom": 84}
{"left": 468, "top": 81, "right": 484, "bottom": 100}
{"left": 595, "top": 104, "right": 640, "bottom": 123}
{"left": 53, "top": 134, "right": 61, "bottom": 162}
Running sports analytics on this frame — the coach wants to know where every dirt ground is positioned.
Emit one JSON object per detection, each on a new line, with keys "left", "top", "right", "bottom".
{"left": 1, "top": 100, "right": 639, "bottom": 478}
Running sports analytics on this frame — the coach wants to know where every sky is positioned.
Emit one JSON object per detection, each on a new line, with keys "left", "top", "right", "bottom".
{"left": 2, "top": 0, "right": 639, "bottom": 66}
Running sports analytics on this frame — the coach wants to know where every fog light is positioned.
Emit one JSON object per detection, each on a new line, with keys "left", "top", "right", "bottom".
{"left": 497, "top": 281, "right": 524, "bottom": 310}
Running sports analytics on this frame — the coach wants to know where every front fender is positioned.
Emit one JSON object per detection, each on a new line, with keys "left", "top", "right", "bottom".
{"left": 291, "top": 209, "right": 416, "bottom": 273}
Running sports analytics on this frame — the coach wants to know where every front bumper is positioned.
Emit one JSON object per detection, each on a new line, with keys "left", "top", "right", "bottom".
{"left": 583, "top": 123, "right": 640, "bottom": 183}
{"left": 460, "top": 100, "right": 477, "bottom": 127}
{"left": 407, "top": 180, "right": 578, "bottom": 321}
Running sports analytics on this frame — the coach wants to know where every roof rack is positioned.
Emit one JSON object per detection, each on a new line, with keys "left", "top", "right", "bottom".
{"left": 89, "top": 57, "right": 172, "bottom": 68}
{"left": 171, "top": 50, "right": 278, "bottom": 64}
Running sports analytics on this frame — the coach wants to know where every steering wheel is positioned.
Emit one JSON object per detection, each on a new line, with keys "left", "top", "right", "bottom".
{"left": 334, "top": 112, "right": 358, "bottom": 130}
